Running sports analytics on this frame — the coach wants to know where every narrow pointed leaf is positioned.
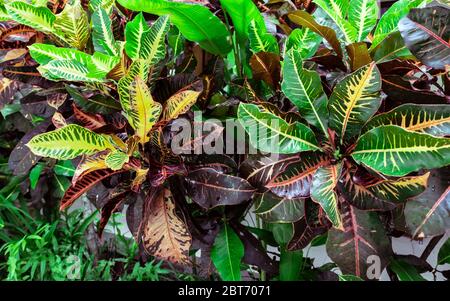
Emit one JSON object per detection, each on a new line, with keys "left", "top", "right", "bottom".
{"left": 352, "top": 125, "right": 450, "bottom": 177}
{"left": 91, "top": 7, "right": 119, "bottom": 56}
{"left": 140, "top": 15, "right": 170, "bottom": 64}
{"left": 162, "top": 90, "right": 200, "bottom": 120}
{"left": 26, "top": 124, "right": 113, "bottom": 160}
{"left": 328, "top": 62, "right": 381, "bottom": 142}
{"left": 142, "top": 188, "right": 192, "bottom": 265}
{"left": 238, "top": 103, "right": 320, "bottom": 154}
{"left": 211, "top": 223, "right": 244, "bottom": 281}
{"left": 399, "top": 6, "right": 450, "bottom": 69}
{"left": 125, "top": 12, "right": 150, "bottom": 60}
{"left": 282, "top": 49, "right": 328, "bottom": 135}
{"left": 54, "top": 0, "right": 89, "bottom": 50}
{"left": 310, "top": 164, "right": 343, "bottom": 230}
{"left": 326, "top": 201, "right": 392, "bottom": 279}
{"left": 364, "top": 104, "right": 450, "bottom": 137}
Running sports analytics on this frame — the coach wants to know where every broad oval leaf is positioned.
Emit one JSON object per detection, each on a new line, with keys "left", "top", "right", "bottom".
{"left": 211, "top": 223, "right": 244, "bottom": 281}
{"left": 371, "top": 32, "right": 413, "bottom": 64}
{"left": 254, "top": 192, "right": 305, "bottom": 223}
{"left": 399, "top": 6, "right": 450, "bottom": 69}
{"left": 326, "top": 201, "right": 392, "bottom": 279}
{"left": 29, "top": 43, "right": 92, "bottom": 66}
{"left": 310, "top": 164, "right": 343, "bottom": 230}
{"left": 352, "top": 125, "right": 450, "bottom": 177}
{"left": 185, "top": 167, "right": 256, "bottom": 210}
{"left": 248, "top": 19, "right": 279, "bottom": 54}
{"left": 266, "top": 152, "right": 329, "bottom": 199}
{"left": 162, "top": 90, "right": 200, "bottom": 120}
{"left": 26, "top": 124, "right": 113, "bottom": 160}
{"left": 5, "top": 1, "right": 55, "bottom": 33}
{"left": 249, "top": 52, "right": 281, "bottom": 89}
{"left": 364, "top": 104, "right": 450, "bottom": 137}
{"left": 117, "top": 0, "right": 232, "bottom": 56}
{"left": 54, "top": 0, "right": 89, "bottom": 50}
{"left": 105, "top": 151, "right": 129, "bottom": 171}
{"left": 238, "top": 103, "right": 320, "bottom": 154}
{"left": 405, "top": 167, "right": 450, "bottom": 238}
{"left": 328, "top": 62, "right": 382, "bottom": 142}
{"left": 125, "top": 12, "right": 150, "bottom": 60}
{"left": 282, "top": 49, "right": 328, "bottom": 135}
{"left": 348, "top": 0, "right": 379, "bottom": 42}
{"left": 38, "top": 59, "right": 101, "bottom": 82}
{"left": 286, "top": 28, "right": 322, "bottom": 60}
{"left": 142, "top": 188, "right": 192, "bottom": 265}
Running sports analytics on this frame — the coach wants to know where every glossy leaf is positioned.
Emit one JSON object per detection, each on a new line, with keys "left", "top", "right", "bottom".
{"left": 26, "top": 124, "right": 113, "bottom": 160}
{"left": 311, "top": 164, "right": 343, "bottom": 229}
{"left": 346, "top": 42, "right": 372, "bottom": 71}
{"left": 399, "top": 6, "right": 450, "bottom": 69}
{"left": 211, "top": 223, "right": 244, "bottom": 281}
{"left": 238, "top": 103, "right": 320, "bottom": 154}
{"left": 282, "top": 49, "right": 328, "bottom": 135}
{"left": 288, "top": 10, "right": 342, "bottom": 57}
{"left": 390, "top": 259, "right": 426, "bottom": 281}
{"left": 140, "top": 15, "right": 170, "bottom": 64}
{"left": 91, "top": 7, "right": 120, "bottom": 56}
{"left": 105, "top": 151, "right": 129, "bottom": 171}
{"left": 371, "top": 32, "right": 412, "bottom": 64}
{"left": 142, "top": 188, "right": 192, "bottom": 265}
{"left": 348, "top": 0, "right": 379, "bottom": 42}
{"left": 329, "top": 62, "right": 381, "bottom": 142}
{"left": 266, "top": 152, "right": 329, "bottom": 199}
{"left": 29, "top": 43, "right": 92, "bottom": 66}
{"left": 124, "top": 12, "right": 150, "bottom": 60}
{"left": 438, "top": 238, "right": 450, "bottom": 265}
{"left": 326, "top": 201, "right": 392, "bottom": 279}
{"left": 162, "top": 90, "right": 200, "bottom": 120}
{"left": 248, "top": 19, "right": 279, "bottom": 54}
{"left": 5, "top": 1, "right": 55, "bottom": 33}
{"left": 249, "top": 52, "right": 281, "bottom": 89}
{"left": 287, "top": 217, "right": 329, "bottom": 251}
{"left": 54, "top": 0, "right": 89, "bottom": 50}
{"left": 254, "top": 192, "right": 305, "bottom": 223}
{"left": 72, "top": 152, "right": 108, "bottom": 184}
{"left": 364, "top": 104, "right": 450, "bottom": 137}
{"left": 185, "top": 167, "right": 256, "bottom": 210}
{"left": 352, "top": 125, "right": 450, "bottom": 177}
{"left": 286, "top": 28, "right": 322, "bottom": 59}
{"left": 117, "top": 0, "right": 232, "bottom": 56}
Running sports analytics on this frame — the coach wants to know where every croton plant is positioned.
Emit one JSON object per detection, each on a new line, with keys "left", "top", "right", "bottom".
{"left": 0, "top": 0, "right": 449, "bottom": 281}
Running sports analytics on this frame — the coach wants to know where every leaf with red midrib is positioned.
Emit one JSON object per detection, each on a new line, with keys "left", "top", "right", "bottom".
{"left": 60, "top": 169, "right": 127, "bottom": 210}
{"left": 72, "top": 103, "right": 106, "bottom": 130}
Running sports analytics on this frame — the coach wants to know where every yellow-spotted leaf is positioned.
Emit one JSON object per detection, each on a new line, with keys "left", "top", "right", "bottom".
{"left": 142, "top": 188, "right": 192, "bottom": 265}
{"left": 26, "top": 124, "right": 114, "bottom": 160}
{"left": 54, "top": 0, "right": 89, "bottom": 50}
{"left": 126, "top": 77, "right": 162, "bottom": 144}
{"left": 310, "top": 163, "right": 343, "bottom": 230}
{"left": 72, "top": 152, "right": 108, "bottom": 184}
{"left": 364, "top": 104, "right": 450, "bottom": 137}
{"left": 368, "top": 173, "right": 430, "bottom": 203}
{"left": 91, "top": 7, "right": 120, "bottom": 56}
{"left": 125, "top": 12, "right": 151, "bottom": 60}
{"left": 105, "top": 150, "right": 130, "bottom": 171}
{"left": 140, "top": 15, "right": 170, "bottom": 64}
{"left": 5, "top": 1, "right": 55, "bottom": 33}
{"left": 328, "top": 62, "right": 381, "bottom": 143}
{"left": 348, "top": 0, "right": 379, "bottom": 42}
{"left": 352, "top": 125, "right": 450, "bottom": 177}
{"left": 162, "top": 90, "right": 200, "bottom": 120}
{"left": 38, "top": 59, "right": 102, "bottom": 82}
{"left": 238, "top": 103, "right": 320, "bottom": 154}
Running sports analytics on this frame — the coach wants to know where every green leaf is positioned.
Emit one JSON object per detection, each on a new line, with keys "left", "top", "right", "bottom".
{"left": 371, "top": 32, "right": 412, "bottom": 64}
{"left": 364, "top": 104, "right": 450, "bottom": 137}
{"left": 286, "top": 28, "right": 322, "bottom": 59}
{"left": 313, "top": 0, "right": 357, "bottom": 44}
{"left": 211, "top": 224, "right": 244, "bottom": 281}
{"left": 339, "top": 275, "right": 363, "bottom": 281}
{"left": 88, "top": 52, "right": 120, "bottom": 78}
{"left": 125, "top": 12, "right": 150, "bottom": 60}
{"left": 282, "top": 49, "right": 328, "bottom": 136}
{"left": 348, "top": 0, "right": 379, "bottom": 42}
{"left": 310, "top": 164, "right": 343, "bottom": 230}
{"left": 28, "top": 43, "right": 92, "bottom": 66}
{"left": 54, "top": 0, "right": 90, "bottom": 50}
{"left": 117, "top": 0, "right": 232, "bottom": 56}
{"left": 5, "top": 1, "right": 55, "bottom": 33}
{"left": 254, "top": 192, "right": 304, "bottom": 223}
{"left": 438, "top": 238, "right": 450, "bottom": 265}
{"left": 288, "top": 10, "right": 342, "bottom": 57}
{"left": 38, "top": 59, "right": 101, "bottom": 82}
{"left": 328, "top": 62, "right": 381, "bottom": 142}
{"left": 390, "top": 259, "right": 426, "bottom": 281}
{"left": 279, "top": 246, "right": 302, "bottom": 281}
{"left": 398, "top": 6, "right": 450, "bottom": 69}
{"left": 53, "top": 160, "right": 75, "bottom": 177}
{"left": 26, "top": 124, "right": 114, "bottom": 160}
{"left": 248, "top": 19, "right": 279, "bottom": 54}
{"left": 370, "top": 0, "right": 429, "bottom": 50}
{"left": 105, "top": 150, "right": 129, "bottom": 170}
{"left": 352, "top": 125, "right": 450, "bottom": 177}
{"left": 162, "top": 90, "right": 200, "bottom": 120}
{"left": 91, "top": 7, "right": 120, "bottom": 56}
{"left": 29, "top": 163, "right": 44, "bottom": 190}
{"left": 220, "top": 0, "right": 264, "bottom": 44}
{"left": 140, "top": 15, "right": 170, "bottom": 64}
{"left": 238, "top": 103, "right": 320, "bottom": 154}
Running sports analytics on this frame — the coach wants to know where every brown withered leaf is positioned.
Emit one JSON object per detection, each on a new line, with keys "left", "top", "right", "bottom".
{"left": 249, "top": 52, "right": 281, "bottom": 89}
{"left": 141, "top": 188, "right": 192, "bottom": 265}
